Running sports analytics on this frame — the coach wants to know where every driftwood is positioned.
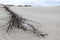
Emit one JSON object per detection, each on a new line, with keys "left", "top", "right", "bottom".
{"left": 3, "top": 5, "right": 48, "bottom": 37}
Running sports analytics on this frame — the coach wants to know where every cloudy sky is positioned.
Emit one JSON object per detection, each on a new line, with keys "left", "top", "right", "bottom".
{"left": 0, "top": 0, "right": 60, "bottom": 6}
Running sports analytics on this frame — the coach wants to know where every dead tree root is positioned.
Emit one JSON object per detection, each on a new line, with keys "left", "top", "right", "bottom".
{"left": 3, "top": 5, "right": 48, "bottom": 37}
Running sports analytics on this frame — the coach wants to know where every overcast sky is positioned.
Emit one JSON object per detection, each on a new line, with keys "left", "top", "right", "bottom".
{"left": 0, "top": 0, "right": 60, "bottom": 6}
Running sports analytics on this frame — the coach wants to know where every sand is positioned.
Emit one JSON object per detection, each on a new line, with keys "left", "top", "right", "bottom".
{"left": 0, "top": 4, "right": 60, "bottom": 40}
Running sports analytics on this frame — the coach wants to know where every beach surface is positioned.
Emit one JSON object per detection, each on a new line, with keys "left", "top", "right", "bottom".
{"left": 0, "top": 5, "right": 60, "bottom": 40}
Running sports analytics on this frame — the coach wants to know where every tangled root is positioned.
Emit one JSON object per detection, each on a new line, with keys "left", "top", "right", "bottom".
{"left": 3, "top": 5, "right": 48, "bottom": 37}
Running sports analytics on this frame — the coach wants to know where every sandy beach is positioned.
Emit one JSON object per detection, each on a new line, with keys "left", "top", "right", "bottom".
{"left": 0, "top": 5, "right": 60, "bottom": 40}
